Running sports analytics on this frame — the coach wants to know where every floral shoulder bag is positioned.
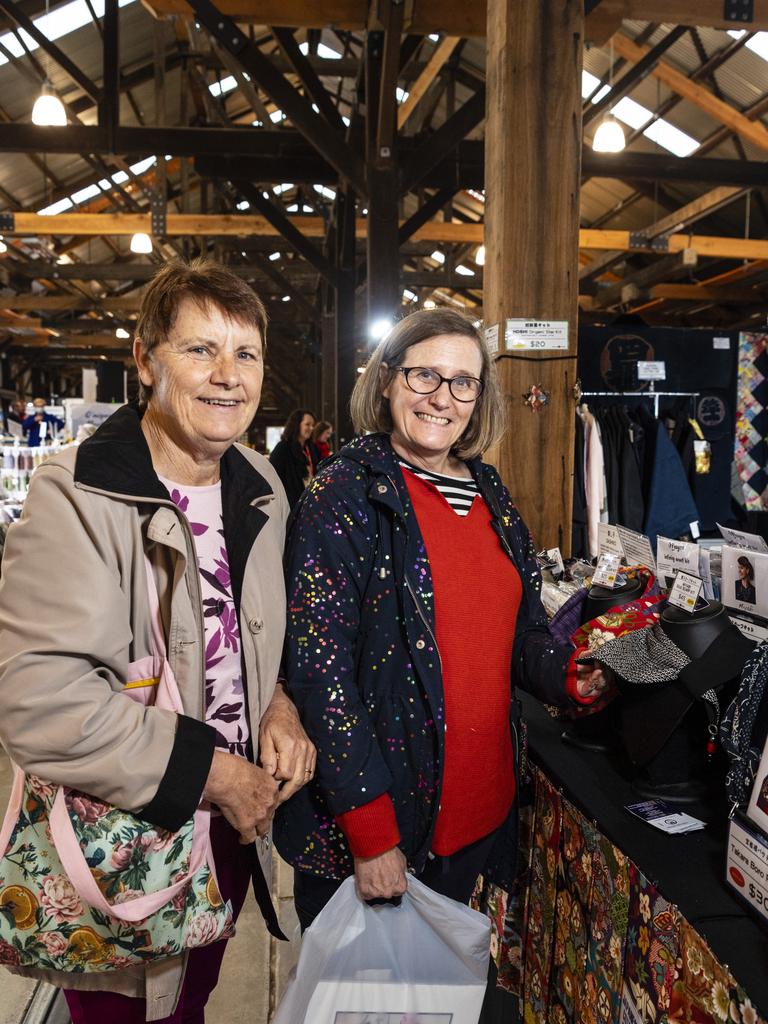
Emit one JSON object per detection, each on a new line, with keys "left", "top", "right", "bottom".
{"left": 0, "top": 555, "right": 233, "bottom": 974}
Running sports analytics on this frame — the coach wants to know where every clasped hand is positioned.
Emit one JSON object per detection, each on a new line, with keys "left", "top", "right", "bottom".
{"left": 203, "top": 684, "right": 315, "bottom": 843}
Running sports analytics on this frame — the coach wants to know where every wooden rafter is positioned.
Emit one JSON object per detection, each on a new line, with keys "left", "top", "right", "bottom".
{"left": 612, "top": 32, "right": 768, "bottom": 154}
{"left": 397, "top": 36, "right": 460, "bottom": 130}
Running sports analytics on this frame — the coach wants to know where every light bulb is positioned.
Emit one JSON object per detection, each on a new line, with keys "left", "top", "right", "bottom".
{"left": 369, "top": 318, "right": 392, "bottom": 341}
{"left": 130, "top": 232, "right": 152, "bottom": 254}
{"left": 592, "top": 115, "right": 626, "bottom": 154}
{"left": 32, "top": 90, "right": 66, "bottom": 127}
{"left": 0, "top": 238, "right": 7, "bottom": 255}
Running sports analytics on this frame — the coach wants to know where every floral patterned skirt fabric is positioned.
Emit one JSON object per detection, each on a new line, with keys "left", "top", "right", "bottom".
{"left": 489, "top": 766, "right": 766, "bottom": 1024}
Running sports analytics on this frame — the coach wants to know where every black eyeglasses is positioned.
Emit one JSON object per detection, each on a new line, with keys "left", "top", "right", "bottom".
{"left": 396, "top": 366, "right": 484, "bottom": 402}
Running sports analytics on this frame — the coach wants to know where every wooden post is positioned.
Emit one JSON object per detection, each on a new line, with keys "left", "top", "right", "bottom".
{"left": 484, "top": 0, "right": 583, "bottom": 552}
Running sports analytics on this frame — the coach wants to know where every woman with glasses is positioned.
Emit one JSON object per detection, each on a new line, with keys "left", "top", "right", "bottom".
{"left": 274, "top": 308, "right": 607, "bottom": 928}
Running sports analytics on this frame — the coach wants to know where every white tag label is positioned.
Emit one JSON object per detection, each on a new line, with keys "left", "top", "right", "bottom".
{"left": 504, "top": 319, "right": 569, "bottom": 351}
{"left": 616, "top": 526, "right": 657, "bottom": 572}
{"left": 484, "top": 323, "right": 500, "bottom": 354}
{"left": 731, "top": 615, "right": 768, "bottom": 643}
{"left": 690, "top": 520, "right": 700, "bottom": 539}
{"left": 699, "top": 547, "right": 715, "bottom": 600}
{"left": 668, "top": 570, "right": 703, "bottom": 613}
{"left": 713, "top": 336, "right": 731, "bottom": 350}
{"left": 546, "top": 547, "right": 565, "bottom": 575}
{"left": 637, "top": 360, "right": 666, "bottom": 381}
{"left": 726, "top": 816, "right": 768, "bottom": 924}
{"left": 592, "top": 553, "right": 621, "bottom": 589}
{"left": 597, "top": 523, "right": 625, "bottom": 560}
{"left": 38, "top": 420, "right": 47, "bottom": 440}
{"left": 717, "top": 523, "right": 768, "bottom": 553}
{"left": 657, "top": 537, "right": 699, "bottom": 588}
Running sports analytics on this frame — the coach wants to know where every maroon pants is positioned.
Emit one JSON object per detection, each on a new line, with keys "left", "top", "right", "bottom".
{"left": 64, "top": 816, "right": 253, "bottom": 1024}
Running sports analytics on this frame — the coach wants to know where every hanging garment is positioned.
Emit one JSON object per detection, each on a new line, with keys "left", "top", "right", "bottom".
{"left": 614, "top": 406, "right": 645, "bottom": 532}
{"left": 643, "top": 420, "right": 700, "bottom": 540}
{"left": 572, "top": 412, "right": 589, "bottom": 559}
{"left": 580, "top": 405, "right": 606, "bottom": 558}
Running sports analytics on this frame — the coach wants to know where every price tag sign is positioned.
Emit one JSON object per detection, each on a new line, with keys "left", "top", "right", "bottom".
{"left": 668, "top": 570, "right": 703, "bottom": 614}
{"left": 592, "top": 553, "right": 621, "bottom": 589}
{"left": 484, "top": 323, "right": 500, "bottom": 354}
{"left": 657, "top": 536, "right": 699, "bottom": 589}
{"left": 546, "top": 547, "right": 565, "bottom": 575}
{"left": 617, "top": 526, "right": 657, "bottom": 572}
{"left": 637, "top": 360, "right": 666, "bottom": 381}
{"left": 597, "top": 523, "right": 625, "bottom": 560}
{"left": 504, "top": 319, "right": 569, "bottom": 351}
{"left": 717, "top": 522, "right": 768, "bottom": 553}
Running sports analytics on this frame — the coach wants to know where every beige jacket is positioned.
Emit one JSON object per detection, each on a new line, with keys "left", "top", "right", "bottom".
{"left": 0, "top": 405, "right": 288, "bottom": 1016}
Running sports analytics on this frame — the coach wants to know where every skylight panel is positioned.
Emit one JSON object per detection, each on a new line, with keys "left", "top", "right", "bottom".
{"left": 396, "top": 87, "right": 409, "bottom": 103}
{"left": 455, "top": 265, "right": 475, "bottom": 276}
{"left": 643, "top": 119, "right": 699, "bottom": 157}
{"left": 269, "top": 109, "right": 285, "bottom": 123}
{"left": 430, "top": 250, "right": 445, "bottom": 264}
{"left": 610, "top": 96, "right": 653, "bottom": 130}
{"left": 70, "top": 183, "right": 101, "bottom": 204}
{"left": 39, "top": 197, "right": 73, "bottom": 216}
{"left": 129, "top": 156, "right": 156, "bottom": 176}
{"left": 209, "top": 75, "right": 237, "bottom": 97}
{"left": 236, "top": 200, "right": 250, "bottom": 210}
{"left": 317, "top": 43, "right": 341, "bottom": 59}
{"left": 111, "top": 170, "right": 129, "bottom": 184}
{"left": 745, "top": 32, "right": 768, "bottom": 62}
{"left": 0, "top": 0, "right": 136, "bottom": 66}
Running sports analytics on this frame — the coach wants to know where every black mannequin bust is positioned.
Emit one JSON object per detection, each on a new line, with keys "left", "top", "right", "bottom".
{"left": 658, "top": 601, "right": 729, "bottom": 660}
{"left": 581, "top": 575, "right": 644, "bottom": 625}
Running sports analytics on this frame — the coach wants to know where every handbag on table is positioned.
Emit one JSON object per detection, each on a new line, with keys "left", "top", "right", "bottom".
{"left": 0, "top": 555, "right": 233, "bottom": 973}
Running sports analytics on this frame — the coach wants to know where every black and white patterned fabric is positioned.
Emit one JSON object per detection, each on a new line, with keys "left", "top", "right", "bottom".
{"left": 397, "top": 458, "right": 479, "bottom": 516}
{"left": 720, "top": 640, "right": 768, "bottom": 809}
{"left": 595, "top": 624, "right": 692, "bottom": 685}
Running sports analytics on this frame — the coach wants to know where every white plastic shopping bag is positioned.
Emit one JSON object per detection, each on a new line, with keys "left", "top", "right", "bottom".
{"left": 273, "top": 875, "right": 491, "bottom": 1024}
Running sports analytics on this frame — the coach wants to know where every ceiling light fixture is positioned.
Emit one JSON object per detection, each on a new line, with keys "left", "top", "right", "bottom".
{"left": 591, "top": 37, "right": 625, "bottom": 154}
{"left": 130, "top": 232, "right": 152, "bottom": 254}
{"left": 31, "top": 0, "right": 66, "bottom": 127}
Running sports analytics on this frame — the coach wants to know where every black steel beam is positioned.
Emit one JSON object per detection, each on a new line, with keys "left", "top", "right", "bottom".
{"left": 270, "top": 27, "right": 345, "bottom": 132}
{"left": 186, "top": 0, "right": 367, "bottom": 195}
{"left": 0, "top": 0, "right": 101, "bottom": 103}
{"left": 402, "top": 270, "right": 483, "bottom": 288}
{"left": 399, "top": 87, "right": 486, "bottom": 195}
{"left": 398, "top": 187, "right": 458, "bottom": 245}
{"left": 100, "top": 0, "right": 119, "bottom": 149}
{"left": 581, "top": 150, "right": 768, "bottom": 187}
{"left": 376, "top": 1, "right": 405, "bottom": 159}
{"left": 234, "top": 182, "right": 339, "bottom": 288}
{"left": 583, "top": 26, "right": 688, "bottom": 129}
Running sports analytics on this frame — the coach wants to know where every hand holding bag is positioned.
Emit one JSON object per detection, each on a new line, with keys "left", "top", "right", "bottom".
{"left": 273, "top": 875, "right": 491, "bottom": 1024}
{"left": 0, "top": 555, "right": 233, "bottom": 974}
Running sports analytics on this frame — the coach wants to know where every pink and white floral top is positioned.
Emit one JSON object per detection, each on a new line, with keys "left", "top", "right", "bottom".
{"left": 159, "top": 476, "right": 250, "bottom": 759}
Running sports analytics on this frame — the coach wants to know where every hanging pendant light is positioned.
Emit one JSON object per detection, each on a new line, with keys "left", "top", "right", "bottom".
{"left": 590, "top": 35, "right": 625, "bottom": 154}
{"left": 592, "top": 114, "right": 626, "bottom": 153}
{"left": 32, "top": 87, "right": 66, "bottom": 127}
{"left": 130, "top": 232, "right": 153, "bottom": 254}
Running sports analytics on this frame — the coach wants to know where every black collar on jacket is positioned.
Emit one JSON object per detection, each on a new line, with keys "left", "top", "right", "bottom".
{"left": 75, "top": 403, "right": 274, "bottom": 610}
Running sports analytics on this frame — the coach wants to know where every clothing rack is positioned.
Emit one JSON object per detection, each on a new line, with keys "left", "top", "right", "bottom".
{"left": 580, "top": 389, "right": 699, "bottom": 418}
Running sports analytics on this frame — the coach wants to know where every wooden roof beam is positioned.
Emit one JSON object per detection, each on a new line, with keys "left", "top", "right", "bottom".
{"left": 612, "top": 31, "right": 768, "bottom": 154}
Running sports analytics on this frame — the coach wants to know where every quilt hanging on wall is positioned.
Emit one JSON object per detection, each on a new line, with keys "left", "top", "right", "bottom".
{"left": 734, "top": 332, "right": 768, "bottom": 511}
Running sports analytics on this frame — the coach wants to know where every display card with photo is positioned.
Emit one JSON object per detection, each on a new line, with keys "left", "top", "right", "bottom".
{"left": 747, "top": 739, "right": 768, "bottom": 836}
{"left": 721, "top": 544, "right": 768, "bottom": 620}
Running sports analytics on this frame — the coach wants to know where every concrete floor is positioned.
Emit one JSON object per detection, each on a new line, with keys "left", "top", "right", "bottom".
{"left": 0, "top": 751, "right": 302, "bottom": 1024}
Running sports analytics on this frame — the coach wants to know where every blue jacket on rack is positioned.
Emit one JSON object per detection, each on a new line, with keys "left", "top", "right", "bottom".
{"left": 274, "top": 433, "right": 575, "bottom": 889}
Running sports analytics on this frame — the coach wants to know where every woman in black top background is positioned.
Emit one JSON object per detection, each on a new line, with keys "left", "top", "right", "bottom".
{"left": 269, "top": 408, "right": 316, "bottom": 507}
{"left": 736, "top": 555, "right": 756, "bottom": 604}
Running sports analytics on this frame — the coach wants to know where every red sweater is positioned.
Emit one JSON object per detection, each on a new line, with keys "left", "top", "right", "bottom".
{"left": 337, "top": 470, "right": 587, "bottom": 859}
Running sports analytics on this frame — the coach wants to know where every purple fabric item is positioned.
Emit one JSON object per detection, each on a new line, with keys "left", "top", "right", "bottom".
{"left": 63, "top": 816, "right": 253, "bottom": 1024}
{"left": 549, "top": 588, "right": 587, "bottom": 645}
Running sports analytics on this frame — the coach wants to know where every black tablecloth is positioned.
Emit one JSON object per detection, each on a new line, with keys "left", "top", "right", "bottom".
{"left": 521, "top": 690, "right": 768, "bottom": 1016}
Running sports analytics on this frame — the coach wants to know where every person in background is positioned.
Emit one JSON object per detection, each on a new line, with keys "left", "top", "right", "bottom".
{"left": 310, "top": 420, "right": 334, "bottom": 466}
{"left": 23, "top": 397, "right": 64, "bottom": 447}
{"left": 275, "top": 308, "right": 609, "bottom": 932}
{"left": 268, "top": 408, "right": 316, "bottom": 508}
{"left": 0, "top": 259, "right": 314, "bottom": 1023}
{"left": 5, "top": 398, "right": 27, "bottom": 434}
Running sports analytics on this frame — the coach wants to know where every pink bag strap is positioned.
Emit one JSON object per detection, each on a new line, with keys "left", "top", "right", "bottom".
{"left": 49, "top": 794, "right": 211, "bottom": 922}
{"left": 42, "top": 548, "right": 210, "bottom": 922}
{"left": 0, "top": 764, "right": 26, "bottom": 858}
{"left": 144, "top": 552, "right": 168, "bottom": 661}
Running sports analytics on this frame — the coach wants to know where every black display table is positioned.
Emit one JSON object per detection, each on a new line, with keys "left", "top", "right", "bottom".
{"left": 520, "top": 689, "right": 768, "bottom": 1017}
